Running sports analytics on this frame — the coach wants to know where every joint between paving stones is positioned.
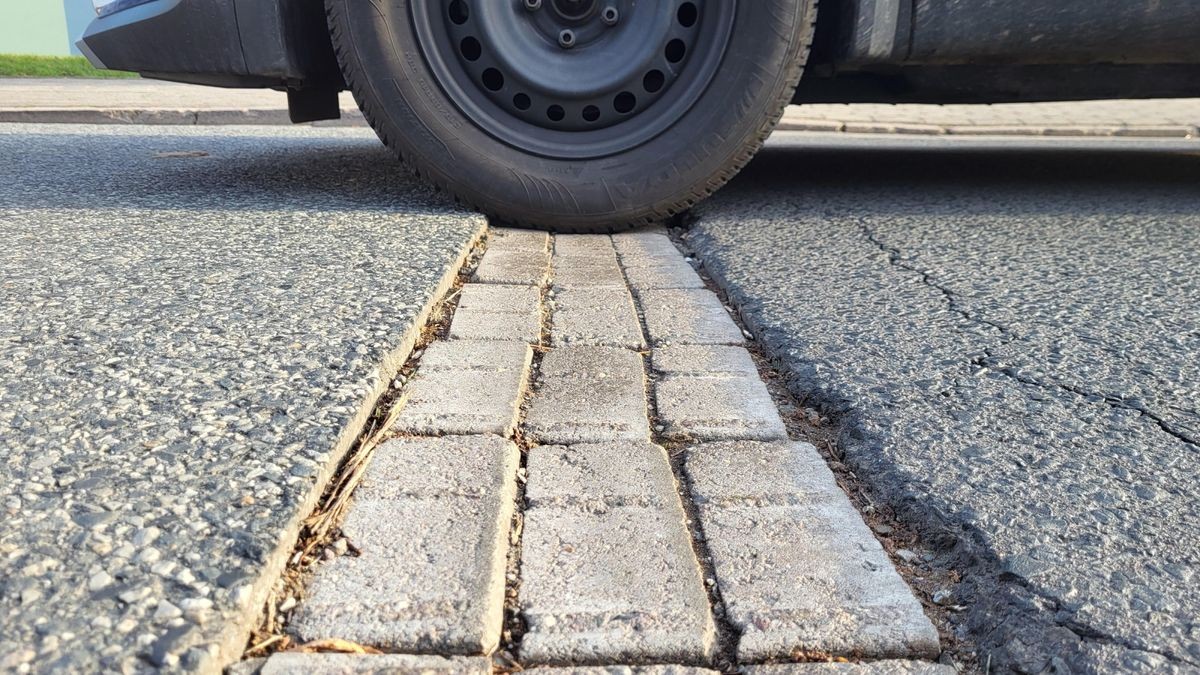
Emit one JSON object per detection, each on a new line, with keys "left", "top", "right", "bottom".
{"left": 494, "top": 226, "right": 556, "bottom": 670}
{"left": 615, "top": 235, "right": 744, "bottom": 674}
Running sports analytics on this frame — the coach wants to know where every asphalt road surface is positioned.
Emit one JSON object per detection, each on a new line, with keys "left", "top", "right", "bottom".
{"left": 2, "top": 123, "right": 1198, "bottom": 673}
{"left": 691, "top": 133, "right": 1200, "bottom": 673}
{"left": 0, "top": 124, "right": 484, "bottom": 671}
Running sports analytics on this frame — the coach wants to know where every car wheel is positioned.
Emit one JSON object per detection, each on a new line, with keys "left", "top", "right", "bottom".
{"left": 326, "top": 0, "right": 817, "bottom": 232}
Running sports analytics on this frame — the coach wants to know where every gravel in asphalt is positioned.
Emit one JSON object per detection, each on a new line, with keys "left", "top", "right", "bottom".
{"left": 687, "top": 132, "right": 1200, "bottom": 673}
{"left": 0, "top": 124, "right": 485, "bottom": 672}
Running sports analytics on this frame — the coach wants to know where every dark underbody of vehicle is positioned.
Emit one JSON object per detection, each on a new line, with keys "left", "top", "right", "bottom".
{"left": 80, "top": 0, "right": 1200, "bottom": 230}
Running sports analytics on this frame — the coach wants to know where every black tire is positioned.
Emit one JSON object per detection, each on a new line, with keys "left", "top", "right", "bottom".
{"left": 326, "top": 0, "right": 817, "bottom": 232}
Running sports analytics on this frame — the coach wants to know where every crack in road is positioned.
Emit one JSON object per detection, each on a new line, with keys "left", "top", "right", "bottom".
{"left": 856, "top": 217, "right": 1200, "bottom": 669}
{"left": 859, "top": 219, "right": 1199, "bottom": 451}
{"left": 1012, "top": 575, "right": 1195, "bottom": 667}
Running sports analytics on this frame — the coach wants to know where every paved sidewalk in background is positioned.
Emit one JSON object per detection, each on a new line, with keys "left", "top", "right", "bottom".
{"left": 272, "top": 230, "right": 946, "bottom": 673}
{"left": 2, "top": 78, "right": 1198, "bottom": 137}
{"left": 0, "top": 78, "right": 360, "bottom": 125}
{"left": 777, "top": 100, "right": 1200, "bottom": 137}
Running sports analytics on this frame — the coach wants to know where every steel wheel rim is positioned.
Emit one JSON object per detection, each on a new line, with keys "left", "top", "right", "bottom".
{"left": 410, "top": 0, "right": 737, "bottom": 160}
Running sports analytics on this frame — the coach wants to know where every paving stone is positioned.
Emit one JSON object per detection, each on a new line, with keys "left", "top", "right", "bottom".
{"left": 391, "top": 340, "right": 532, "bottom": 436}
{"left": 524, "top": 346, "right": 650, "bottom": 444}
{"left": 743, "top": 662, "right": 954, "bottom": 674}
{"left": 520, "top": 442, "right": 716, "bottom": 665}
{"left": 655, "top": 374, "right": 788, "bottom": 442}
{"left": 683, "top": 441, "right": 941, "bottom": 662}
{"left": 553, "top": 254, "right": 627, "bottom": 288}
{"left": 489, "top": 227, "right": 550, "bottom": 253}
{"left": 549, "top": 286, "right": 645, "bottom": 349}
{"left": 448, "top": 283, "right": 542, "bottom": 343}
{"left": 475, "top": 227, "right": 550, "bottom": 285}
{"left": 652, "top": 344, "right": 759, "bottom": 377}
{"left": 639, "top": 289, "right": 744, "bottom": 345}
{"left": 612, "top": 233, "right": 706, "bottom": 290}
{"left": 553, "top": 234, "right": 627, "bottom": 288}
{"left": 554, "top": 234, "right": 616, "bottom": 258}
{"left": 612, "top": 232, "right": 680, "bottom": 262}
{"left": 652, "top": 344, "right": 784, "bottom": 441}
{"left": 528, "top": 662, "right": 715, "bottom": 667}
{"left": 292, "top": 436, "right": 518, "bottom": 654}
{"left": 622, "top": 258, "right": 706, "bottom": 290}
{"left": 474, "top": 249, "right": 550, "bottom": 286}
{"left": 260, "top": 654, "right": 493, "bottom": 675}
{"left": 416, "top": 339, "right": 530, "bottom": 371}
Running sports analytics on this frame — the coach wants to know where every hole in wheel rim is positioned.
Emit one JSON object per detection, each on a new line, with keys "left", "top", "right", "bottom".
{"left": 677, "top": 2, "right": 698, "bottom": 27}
{"left": 613, "top": 91, "right": 636, "bottom": 114}
{"left": 459, "top": 36, "right": 482, "bottom": 61}
{"left": 666, "top": 39, "right": 687, "bottom": 63}
{"left": 482, "top": 68, "right": 505, "bottom": 91}
{"left": 643, "top": 70, "right": 665, "bottom": 93}
{"left": 448, "top": 0, "right": 469, "bottom": 25}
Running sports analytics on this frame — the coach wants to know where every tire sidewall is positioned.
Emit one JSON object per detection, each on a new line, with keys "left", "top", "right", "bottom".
{"left": 333, "top": 0, "right": 810, "bottom": 227}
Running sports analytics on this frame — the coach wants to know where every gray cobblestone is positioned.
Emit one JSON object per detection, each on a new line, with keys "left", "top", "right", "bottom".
{"left": 489, "top": 228, "right": 550, "bottom": 253}
{"left": 475, "top": 228, "right": 550, "bottom": 285}
{"left": 639, "top": 289, "right": 745, "bottom": 346}
{"left": 554, "top": 234, "right": 616, "bottom": 258}
{"left": 549, "top": 286, "right": 645, "bottom": 349}
{"left": 622, "top": 257, "right": 706, "bottom": 290}
{"left": 683, "top": 440, "right": 941, "bottom": 661}
{"left": 652, "top": 344, "right": 758, "bottom": 377}
{"left": 292, "top": 436, "right": 518, "bottom": 654}
{"left": 554, "top": 259, "right": 627, "bottom": 288}
{"left": 448, "top": 283, "right": 542, "bottom": 343}
{"left": 528, "top": 662, "right": 715, "bottom": 667}
{"left": 611, "top": 231, "right": 678, "bottom": 261}
{"left": 260, "top": 653, "right": 493, "bottom": 675}
{"left": 652, "top": 344, "right": 784, "bottom": 441}
{"left": 742, "top": 662, "right": 954, "bottom": 674}
{"left": 655, "top": 373, "right": 787, "bottom": 442}
{"left": 524, "top": 346, "right": 650, "bottom": 444}
{"left": 474, "top": 249, "right": 550, "bottom": 286}
{"left": 553, "top": 235, "right": 627, "bottom": 288}
{"left": 520, "top": 442, "right": 715, "bottom": 665}
{"left": 391, "top": 340, "right": 533, "bottom": 436}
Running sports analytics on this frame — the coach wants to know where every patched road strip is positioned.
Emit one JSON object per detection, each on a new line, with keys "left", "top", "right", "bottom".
{"left": 255, "top": 228, "right": 943, "bottom": 673}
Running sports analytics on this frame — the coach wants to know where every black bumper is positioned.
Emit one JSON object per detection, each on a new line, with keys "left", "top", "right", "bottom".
{"left": 78, "top": 0, "right": 341, "bottom": 89}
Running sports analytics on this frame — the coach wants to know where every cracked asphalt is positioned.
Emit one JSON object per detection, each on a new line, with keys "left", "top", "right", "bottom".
{"left": 4, "top": 121, "right": 1199, "bottom": 673}
{"left": 688, "top": 132, "right": 1200, "bottom": 674}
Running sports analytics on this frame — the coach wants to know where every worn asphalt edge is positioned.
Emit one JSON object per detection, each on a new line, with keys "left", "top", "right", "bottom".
{"left": 200, "top": 219, "right": 487, "bottom": 675}
{"left": 681, "top": 225, "right": 1196, "bottom": 672}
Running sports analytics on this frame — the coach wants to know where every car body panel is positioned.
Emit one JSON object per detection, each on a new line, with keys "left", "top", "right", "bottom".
{"left": 79, "top": 0, "right": 1200, "bottom": 102}
{"left": 78, "top": 0, "right": 339, "bottom": 89}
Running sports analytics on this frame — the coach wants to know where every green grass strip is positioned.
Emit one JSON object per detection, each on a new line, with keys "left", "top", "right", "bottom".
{"left": 0, "top": 54, "right": 137, "bottom": 78}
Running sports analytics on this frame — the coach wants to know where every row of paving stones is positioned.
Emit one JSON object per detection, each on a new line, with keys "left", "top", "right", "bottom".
{"left": 247, "top": 229, "right": 945, "bottom": 673}
{"left": 236, "top": 654, "right": 949, "bottom": 674}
